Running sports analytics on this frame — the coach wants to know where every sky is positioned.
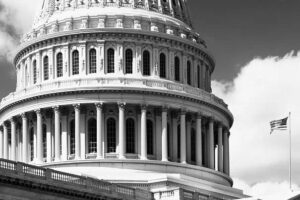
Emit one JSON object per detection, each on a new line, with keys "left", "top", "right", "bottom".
{"left": 0, "top": 0, "right": 300, "bottom": 199}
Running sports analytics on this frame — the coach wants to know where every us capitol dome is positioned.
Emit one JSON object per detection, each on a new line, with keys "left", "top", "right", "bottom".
{"left": 0, "top": 0, "right": 246, "bottom": 199}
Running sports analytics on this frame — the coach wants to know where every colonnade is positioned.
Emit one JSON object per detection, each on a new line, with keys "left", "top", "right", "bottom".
{"left": 0, "top": 103, "right": 230, "bottom": 175}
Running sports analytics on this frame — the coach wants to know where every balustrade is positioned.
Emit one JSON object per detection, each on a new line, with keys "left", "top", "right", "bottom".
{"left": 0, "top": 158, "right": 153, "bottom": 199}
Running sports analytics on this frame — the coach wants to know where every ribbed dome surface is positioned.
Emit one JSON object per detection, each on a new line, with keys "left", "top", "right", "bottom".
{"left": 34, "top": 0, "right": 192, "bottom": 28}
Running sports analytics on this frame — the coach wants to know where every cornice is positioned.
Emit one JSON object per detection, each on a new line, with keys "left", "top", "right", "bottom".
{"left": 0, "top": 89, "right": 233, "bottom": 127}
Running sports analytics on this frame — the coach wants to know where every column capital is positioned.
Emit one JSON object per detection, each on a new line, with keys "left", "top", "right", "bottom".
{"left": 20, "top": 113, "right": 28, "bottom": 119}
{"left": 162, "top": 106, "right": 168, "bottom": 113}
{"left": 141, "top": 104, "right": 147, "bottom": 111}
{"left": 9, "top": 117, "right": 16, "bottom": 123}
{"left": 217, "top": 121, "right": 225, "bottom": 129}
{"left": 35, "top": 109, "right": 42, "bottom": 115}
{"left": 118, "top": 102, "right": 126, "bottom": 110}
{"left": 3, "top": 121, "right": 8, "bottom": 127}
{"left": 73, "top": 104, "right": 80, "bottom": 111}
{"left": 196, "top": 112, "right": 203, "bottom": 119}
{"left": 180, "top": 109, "right": 187, "bottom": 115}
{"left": 223, "top": 128, "right": 230, "bottom": 136}
{"left": 95, "top": 102, "right": 103, "bottom": 109}
{"left": 53, "top": 106, "right": 60, "bottom": 112}
{"left": 208, "top": 116, "right": 215, "bottom": 123}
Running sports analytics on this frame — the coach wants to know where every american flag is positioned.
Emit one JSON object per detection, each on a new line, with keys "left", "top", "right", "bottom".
{"left": 270, "top": 117, "right": 288, "bottom": 134}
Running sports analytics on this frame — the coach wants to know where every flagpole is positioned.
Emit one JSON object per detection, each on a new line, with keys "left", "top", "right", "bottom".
{"left": 289, "top": 112, "right": 292, "bottom": 192}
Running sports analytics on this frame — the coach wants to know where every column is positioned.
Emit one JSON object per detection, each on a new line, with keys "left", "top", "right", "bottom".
{"left": 180, "top": 110, "right": 186, "bottom": 164}
{"left": 61, "top": 115, "right": 68, "bottom": 161}
{"left": 223, "top": 129, "right": 230, "bottom": 175}
{"left": 171, "top": 113, "right": 178, "bottom": 162}
{"left": 158, "top": 0, "right": 162, "bottom": 12}
{"left": 155, "top": 110, "right": 162, "bottom": 160}
{"left": 168, "top": 0, "right": 174, "bottom": 16}
{"left": 36, "top": 109, "right": 43, "bottom": 163}
{"left": 3, "top": 123, "right": 8, "bottom": 159}
{"left": 21, "top": 114, "right": 28, "bottom": 162}
{"left": 46, "top": 117, "right": 52, "bottom": 163}
{"left": 186, "top": 120, "right": 191, "bottom": 163}
{"left": 161, "top": 107, "right": 168, "bottom": 162}
{"left": 96, "top": 103, "right": 103, "bottom": 159}
{"left": 0, "top": 126, "right": 3, "bottom": 158}
{"left": 33, "top": 122, "right": 37, "bottom": 161}
{"left": 80, "top": 109, "right": 86, "bottom": 159}
{"left": 208, "top": 118, "right": 215, "bottom": 169}
{"left": 118, "top": 103, "right": 125, "bottom": 159}
{"left": 140, "top": 105, "right": 147, "bottom": 160}
{"left": 74, "top": 104, "right": 81, "bottom": 159}
{"left": 10, "top": 118, "right": 16, "bottom": 161}
{"left": 218, "top": 123, "right": 224, "bottom": 172}
{"left": 54, "top": 106, "right": 61, "bottom": 162}
{"left": 196, "top": 113, "right": 202, "bottom": 166}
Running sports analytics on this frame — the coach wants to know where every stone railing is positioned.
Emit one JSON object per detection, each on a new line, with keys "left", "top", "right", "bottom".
{"left": 0, "top": 158, "right": 153, "bottom": 200}
{"left": 0, "top": 77, "right": 229, "bottom": 112}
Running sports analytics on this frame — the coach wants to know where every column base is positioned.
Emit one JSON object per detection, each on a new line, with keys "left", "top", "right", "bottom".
{"left": 140, "top": 157, "right": 148, "bottom": 160}
{"left": 54, "top": 158, "right": 61, "bottom": 162}
{"left": 119, "top": 155, "right": 126, "bottom": 159}
{"left": 61, "top": 156, "right": 68, "bottom": 161}
{"left": 35, "top": 160, "right": 43, "bottom": 165}
{"left": 96, "top": 156, "right": 104, "bottom": 159}
{"left": 75, "top": 156, "right": 81, "bottom": 160}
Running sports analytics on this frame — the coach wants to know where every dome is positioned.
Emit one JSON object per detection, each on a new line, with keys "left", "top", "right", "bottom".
{"left": 34, "top": 0, "right": 193, "bottom": 28}
{"left": 0, "top": 0, "right": 247, "bottom": 199}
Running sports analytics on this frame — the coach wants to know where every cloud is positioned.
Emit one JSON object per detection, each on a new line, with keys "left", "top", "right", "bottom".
{"left": 233, "top": 179, "right": 300, "bottom": 200}
{"left": 212, "top": 51, "right": 300, "bottom": 195}
{"left": 0, "top": 0, "right": 41, "bottom": 60}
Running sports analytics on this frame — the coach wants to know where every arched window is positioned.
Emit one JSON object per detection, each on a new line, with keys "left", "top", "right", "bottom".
{"left": 187, "top": 61, "right": 191, "bottom": 85}
{"left": 160, "top": 53, "right": 166, "bottom": 78}
{"left": 56, "top": 53, "right": 63, "bottom": 78}
{"left": 143, "top": 50, "right": 150, "bottom": 76}
{"left": 88, "top": 118, "right": 97, "bottom": 153}
{"left": 197, "top": 65, "right": 200, "bottom": 88}
{"left": 30, "top": 127, "right": 34, "bottom": 161}
{"left": 70, "top": 120, "right": 75, "bottom": 155}
{"left": 43, "top": 124, "right": 47, "bottom": 158}
{"left": 191, "top": 128, "right": 196, "bottom": 162}
{"left": 89, "top": 49, "right": 97, "bottom": 74}
{"left": 33, "top": 60, "right": 37, "bottom": 84}
{"left": 126, "top": 118, "right": 135, "bottom": 154}
{"left": 107, "top": 118, "right": 116, "bottom": 153}
{"left": 107, "top": 48, "right": 115, "bottom": 73}
{"left": 43, "top": 56, "right": 49, "bottom": 81}
{"left": 147, "top": 120, "right": 153, "bottom": 155}
{"left": 72, "top": 50, "right": 79, "bottom": 75}
{"left": 125, "top": 49, "right": 133, "bottom": 74}
{"left": 175, "top": 57, "right": 180, "bottom": 81}
{"left": 177, "top": 125, "right": 181, "bottom": 160}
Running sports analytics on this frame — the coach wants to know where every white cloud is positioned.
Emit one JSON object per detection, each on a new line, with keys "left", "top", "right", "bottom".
{"left": 0, "top": 0, "right": 41, "bottom": 32}
{"left": 212, "top": 51, "right": 300, "bottom": 196}
{"left": 233, "top": 179, "right": 300, "bottom": 200}
{"left": 0, "top": 31, "right": 17, "bottom": 61}
{"left": 0, "top": 0, "right": 41, "bottom": 60}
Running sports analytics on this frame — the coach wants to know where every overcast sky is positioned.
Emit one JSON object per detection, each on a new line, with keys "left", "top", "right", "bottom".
{"left": 0, "top": 0, "right": 300, "bottom": 198}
